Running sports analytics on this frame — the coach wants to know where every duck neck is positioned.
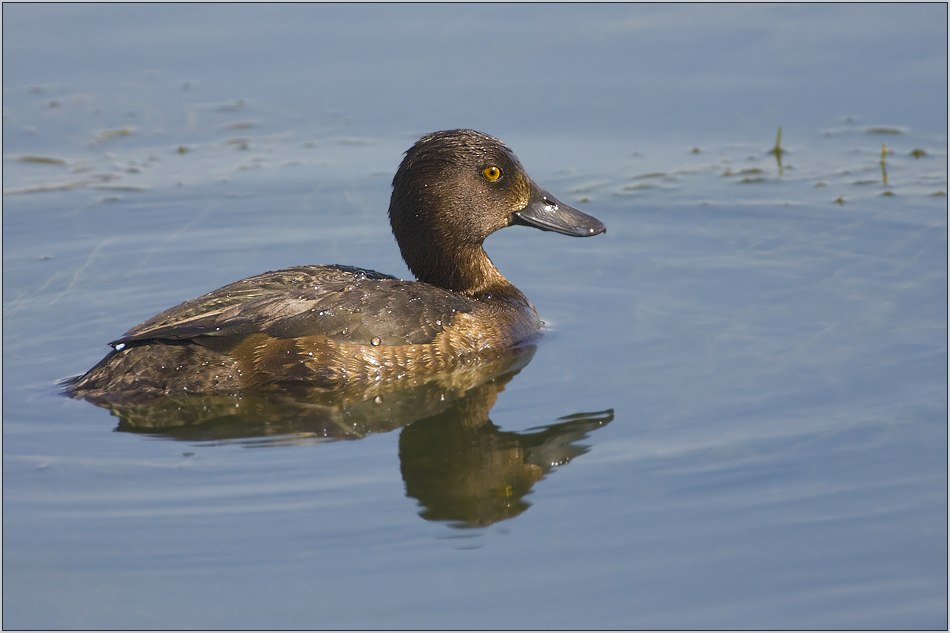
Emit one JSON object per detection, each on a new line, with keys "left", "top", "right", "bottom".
{"left": 410, "top": 243, "right": 527, "bottom": 302}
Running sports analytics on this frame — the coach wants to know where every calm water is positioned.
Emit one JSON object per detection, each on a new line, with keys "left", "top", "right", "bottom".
{"left": 3, "top": 4, "right": 947, "bottom": 629}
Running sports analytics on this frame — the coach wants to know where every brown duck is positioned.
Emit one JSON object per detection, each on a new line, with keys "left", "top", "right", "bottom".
{"left": 67, "top": 129, "right": 605, "bottom": 401}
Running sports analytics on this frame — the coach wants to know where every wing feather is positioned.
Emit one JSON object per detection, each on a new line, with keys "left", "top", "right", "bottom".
{"left": 113, "top": 265, "right": 472, "bottom": 349}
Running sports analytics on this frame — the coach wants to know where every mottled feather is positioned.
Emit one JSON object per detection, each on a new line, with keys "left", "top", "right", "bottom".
{"left": 115, "top": 265, "right": 474, "bottom": 350}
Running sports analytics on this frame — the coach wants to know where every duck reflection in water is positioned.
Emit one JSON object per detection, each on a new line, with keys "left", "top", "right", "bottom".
{"left": 82, "top": 345, "right": 612, "bottom": 528}
{"left": 67, "top": 129, "right": 611, "bottom": 527}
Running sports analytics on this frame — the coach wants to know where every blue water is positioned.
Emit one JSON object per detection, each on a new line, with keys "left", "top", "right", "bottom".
{"left": 3, "top": 4, "right": 947, "bottom": 629}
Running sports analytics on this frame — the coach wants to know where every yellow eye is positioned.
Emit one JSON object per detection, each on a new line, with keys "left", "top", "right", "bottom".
{"left": 483, "top": 166, "right": 501, "bottom": 182}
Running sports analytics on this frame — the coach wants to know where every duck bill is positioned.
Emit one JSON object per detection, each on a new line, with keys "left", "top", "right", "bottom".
{"left": 512, "top": 183, "right": 606, "bottom": 237}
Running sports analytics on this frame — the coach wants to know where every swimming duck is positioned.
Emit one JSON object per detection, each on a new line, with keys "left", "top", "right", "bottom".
{"left": 67, "top": 129, "right": 605, "bottom": 400}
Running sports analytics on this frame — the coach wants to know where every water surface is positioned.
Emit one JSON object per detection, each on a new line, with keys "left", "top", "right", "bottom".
{"left": 3, "top": 4, "right": 947, "bottom": 629}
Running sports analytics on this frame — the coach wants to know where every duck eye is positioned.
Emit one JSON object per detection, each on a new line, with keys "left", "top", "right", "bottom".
{"left": 482, "top": 166, "right": 502, "bottom": 182}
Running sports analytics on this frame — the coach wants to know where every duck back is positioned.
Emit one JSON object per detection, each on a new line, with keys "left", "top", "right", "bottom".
{"left": 69, "top": 264, "right": 541, "bottom": 400}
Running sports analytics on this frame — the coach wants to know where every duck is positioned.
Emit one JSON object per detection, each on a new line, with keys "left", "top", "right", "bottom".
{"left": 67, "top": 129, "right": 605, "bottom": 401}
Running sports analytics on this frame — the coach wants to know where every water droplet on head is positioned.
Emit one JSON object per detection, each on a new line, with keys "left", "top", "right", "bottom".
{"left": 371, "top": 337, "right": 381, "bottom": 346}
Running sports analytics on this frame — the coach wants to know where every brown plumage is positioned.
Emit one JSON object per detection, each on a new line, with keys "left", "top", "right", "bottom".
{"left": 66, "top": 129, "right": 605, "bottom": 402}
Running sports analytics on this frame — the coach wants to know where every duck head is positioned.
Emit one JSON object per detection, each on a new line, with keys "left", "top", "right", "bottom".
{"left": 389, "top": 129, "right": 606, "bottom": 295}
